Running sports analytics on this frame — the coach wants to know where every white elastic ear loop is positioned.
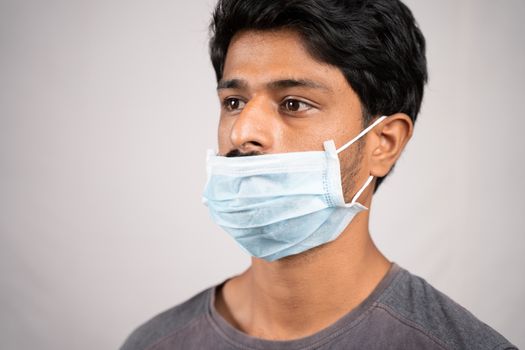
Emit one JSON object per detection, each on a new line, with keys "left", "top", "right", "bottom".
{"left": 336, "top": 116, "right": 387, "bottom": 155}
{"left": 349, "top": 175, "right": 374, "bottom": 205}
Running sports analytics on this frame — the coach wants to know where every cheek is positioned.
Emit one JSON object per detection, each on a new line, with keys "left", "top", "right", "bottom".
{"left": 281, "top": 117, "right": 336, "bottom": 151}
{"left": 217, "top": 116, "right": 233, "bottom": 153}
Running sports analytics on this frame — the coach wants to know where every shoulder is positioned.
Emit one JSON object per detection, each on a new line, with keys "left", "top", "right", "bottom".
{"left": 375, "top": 266, "right": 516, "bottom": 350}
{"left": 120, "top": 287, "right": 212, "bottom": 350}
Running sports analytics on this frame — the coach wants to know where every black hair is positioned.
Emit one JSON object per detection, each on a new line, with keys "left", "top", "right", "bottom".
{"left": 209, "top": 0, "right": 427, "bottom": 190}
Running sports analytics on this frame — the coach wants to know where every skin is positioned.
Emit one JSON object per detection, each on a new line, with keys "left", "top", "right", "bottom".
{"left": 213, "top": 29, "right": 414, "bottom": 341}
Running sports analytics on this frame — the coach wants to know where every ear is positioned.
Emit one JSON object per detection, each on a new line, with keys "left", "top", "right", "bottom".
{"left": 368, "top": 113, "right": 413, "bottom": 177}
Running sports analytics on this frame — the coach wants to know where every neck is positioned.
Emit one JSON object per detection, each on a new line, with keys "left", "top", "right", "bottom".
{"left": 215, "top": 211, "right": 391, "bottom": 340}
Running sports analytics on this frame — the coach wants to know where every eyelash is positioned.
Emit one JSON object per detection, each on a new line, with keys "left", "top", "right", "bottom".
{"left": 222, "top": 97, "right": 314, "bottom": 114}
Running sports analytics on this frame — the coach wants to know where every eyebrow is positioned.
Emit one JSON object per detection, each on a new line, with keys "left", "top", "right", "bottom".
{"left": 217, "top": 78, "right": 331, "bottom": 92}
{"left": 217, "top": 79, "right": 247, "bottom": 90}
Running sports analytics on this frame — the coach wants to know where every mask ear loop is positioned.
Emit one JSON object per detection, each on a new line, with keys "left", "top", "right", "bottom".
{"left": 348, "top": 175, "right": 374, "bottom": 206}
{"left": 336, "top": 116, "right": 387, "bottom": 155}
{"left": 335, "top": 116, "right": 386, "bottom": 207}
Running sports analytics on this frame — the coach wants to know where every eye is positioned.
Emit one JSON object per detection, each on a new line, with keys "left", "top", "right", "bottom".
{"left": 223, "top": 97, "right": 246, "bottom": 112}
{"left": 281, "top": 98, "right": 313, "bottom": 113}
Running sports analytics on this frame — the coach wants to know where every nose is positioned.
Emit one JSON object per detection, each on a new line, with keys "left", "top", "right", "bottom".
{"left": 229, "top": 96, "right": 278, "bottom": 154}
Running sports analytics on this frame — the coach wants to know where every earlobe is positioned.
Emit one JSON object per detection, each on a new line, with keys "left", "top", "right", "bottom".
{"left": 369, "top": 113, "right": 413, "bottom": 177}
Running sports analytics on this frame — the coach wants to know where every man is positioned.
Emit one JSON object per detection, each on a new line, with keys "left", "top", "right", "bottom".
{"left": 122, "top": 0, "right": 516, "bottom": 349}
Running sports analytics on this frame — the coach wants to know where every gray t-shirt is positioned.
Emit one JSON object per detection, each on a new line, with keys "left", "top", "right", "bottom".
{"left": 121, "top": 264, "right": 516, "bottom": 349}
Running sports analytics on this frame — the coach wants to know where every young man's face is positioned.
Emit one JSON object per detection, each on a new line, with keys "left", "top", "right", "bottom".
{"left": 216, "top": 29, "right": 372, "bottom": 201}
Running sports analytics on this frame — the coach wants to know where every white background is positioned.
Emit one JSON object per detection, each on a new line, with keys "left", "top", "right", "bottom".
{"left": 1, "top": 0, "right": 524, "bottom": 348}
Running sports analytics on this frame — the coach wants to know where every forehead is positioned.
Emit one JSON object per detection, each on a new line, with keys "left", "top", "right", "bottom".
{"left": 222, "top": 29, "right": 347, "bottom": 88}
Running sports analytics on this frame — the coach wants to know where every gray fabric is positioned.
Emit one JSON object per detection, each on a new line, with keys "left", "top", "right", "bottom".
{"left": 120, "top": 264, "right": 517, "bottom": 350}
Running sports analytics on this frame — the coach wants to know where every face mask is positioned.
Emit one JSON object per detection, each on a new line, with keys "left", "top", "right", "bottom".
{"left": 202, "top": 116, "right": 386, "bottom": 262}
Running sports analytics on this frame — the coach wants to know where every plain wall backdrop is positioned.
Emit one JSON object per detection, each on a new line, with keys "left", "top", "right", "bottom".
{"left": 1, "top": 0, "right": 524, "bottom": 348}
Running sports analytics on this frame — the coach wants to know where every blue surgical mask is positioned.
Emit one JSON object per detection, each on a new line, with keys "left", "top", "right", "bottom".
{"left": 202, "top": 116, "right": 386, "bottom": 262}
